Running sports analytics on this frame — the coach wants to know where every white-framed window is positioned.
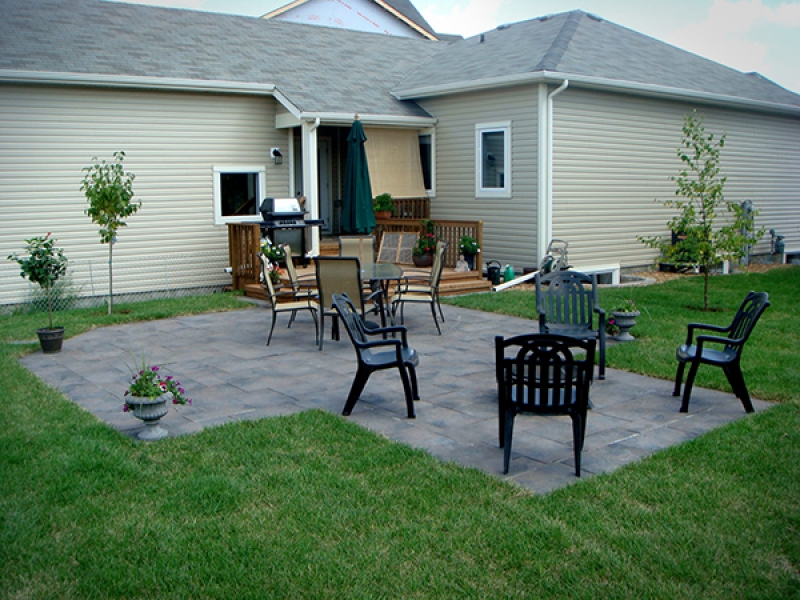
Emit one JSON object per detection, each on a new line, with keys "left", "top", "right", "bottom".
{"left": 212, "top": 165, "right": 266, "bottom": 225}
{"left": 419, "top": 129, "right": 435, "bottom": 196}
{"left": 475, "top": 122, "right": 511, "bottom": 198}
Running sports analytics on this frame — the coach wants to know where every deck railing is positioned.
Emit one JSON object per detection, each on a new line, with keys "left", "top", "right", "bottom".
{"left": 228, "top": 216, "right": 485, "bottom": 286}
{"left": 375, "top": 218, "right": 483, "bottom": 269}
{"left": 390, "top": 197, "right": 430, "bottom": 220}
{"left": 228, "top": 223, "right": 261, "bottom": 290}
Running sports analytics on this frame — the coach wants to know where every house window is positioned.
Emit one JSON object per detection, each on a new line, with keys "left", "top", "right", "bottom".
{"left": 475, "top": 123, "right": 511, "bottom": 198}
{"left": 419, "top": 131, "right": 434, "bottom": 195}
{"left": 213, "top": 166, "right": 266, "bottom": 225}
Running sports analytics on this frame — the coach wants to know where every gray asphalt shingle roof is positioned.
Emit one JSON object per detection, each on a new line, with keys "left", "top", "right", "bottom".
{"left": 0, "top": 0, "right": 442, "bottom": 117}
{"left": 2, "top": 2, "right": 798, "bottom": 116}
{"left": 393, "top": 10, "right": 800, "bottom": 110}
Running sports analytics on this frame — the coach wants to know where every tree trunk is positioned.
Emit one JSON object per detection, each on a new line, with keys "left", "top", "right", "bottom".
{"left": 108, "top": 242, "right": 113, "bottom": 315}
{"left": 46, "top": 280, "right": 53, "bottom": 330}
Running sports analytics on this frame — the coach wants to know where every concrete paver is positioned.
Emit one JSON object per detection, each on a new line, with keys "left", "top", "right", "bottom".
{"left": 19, "top": 300, "right": 770, "bottom": 494}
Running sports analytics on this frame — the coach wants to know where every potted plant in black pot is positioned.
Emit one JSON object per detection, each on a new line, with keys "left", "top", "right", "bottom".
{"left": 7, "top": 233, "right": 68, "bottom": 353}
{"left": 412, "top": 219, "right": 438, "bottom": 267}
{"left": 458, "top": 235, "right": 481, "bottom": 270}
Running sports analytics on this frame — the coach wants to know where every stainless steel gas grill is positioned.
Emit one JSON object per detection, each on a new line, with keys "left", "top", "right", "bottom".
{"left": 259, "top": 197, "right": 325, "bottom": 266}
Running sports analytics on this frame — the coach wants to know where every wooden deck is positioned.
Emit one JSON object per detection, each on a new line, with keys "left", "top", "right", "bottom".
{"left": 243, "top": 264, "right": 492, "bottom": 302}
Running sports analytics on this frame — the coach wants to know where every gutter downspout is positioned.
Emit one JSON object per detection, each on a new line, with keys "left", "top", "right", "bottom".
{"left": 302, "top": 117, "right": 321, "bottom": 258}
{"left": 538, "top": 80, "right": 568, "bottom": 263}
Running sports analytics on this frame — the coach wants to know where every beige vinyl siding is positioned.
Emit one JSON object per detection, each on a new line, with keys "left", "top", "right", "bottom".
{"left": 552, "top": 89, "right": 800, "bottom": 268}
{"left": 0, "top": 85, "right": 289, "bottom": 305}
{"left": 418, "top": 85, "right": 539, "bottom": 269}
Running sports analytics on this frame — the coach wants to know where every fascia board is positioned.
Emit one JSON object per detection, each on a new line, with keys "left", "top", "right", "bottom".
{"left": 297, "top": 111, "right": 437, "bottom": 127}
{"left": 373, "top": 0, "right": 438, "bottom": 40}
{"left": 0, "top": 70, "right": 278, "bottom": 96}
{"left": 393, "top": 70, "right": 800, "bottom": 117}
{"left": 261, "top": 0, "right": 307, "bottom": 19}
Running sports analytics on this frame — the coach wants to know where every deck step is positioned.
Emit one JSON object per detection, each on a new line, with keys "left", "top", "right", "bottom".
{"left": 243, "top": 266, "right": 492, "bottom": 301}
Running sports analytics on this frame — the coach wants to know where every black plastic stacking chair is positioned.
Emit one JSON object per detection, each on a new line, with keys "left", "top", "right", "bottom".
{"left": 495, "top": 333, "right": 596, "bottom": 476}
{"left": 332, "top": 293, "right": 419, "bottom": 419}
{"left": 673, "top": 291, "right": 770, "bottom": 413}
{"left": 535, "top": 270, "right": 606, "bottom": 379}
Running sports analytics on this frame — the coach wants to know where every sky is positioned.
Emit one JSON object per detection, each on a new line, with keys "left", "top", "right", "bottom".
{"left": 111, "top": 0, "right": 800, "bottom": 94}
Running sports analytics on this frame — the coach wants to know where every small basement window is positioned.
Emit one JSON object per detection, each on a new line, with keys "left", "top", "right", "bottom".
{"left": 213, "top": 166, "right": 266, "bottom": 225}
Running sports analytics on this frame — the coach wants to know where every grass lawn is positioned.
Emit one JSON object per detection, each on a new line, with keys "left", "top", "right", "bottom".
{"left": 1, "top": 273, "right": 799, "bottom": 597}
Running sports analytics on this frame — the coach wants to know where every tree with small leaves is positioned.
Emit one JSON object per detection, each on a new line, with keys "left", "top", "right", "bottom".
{"left": 81, "top": 151, "right": 140, "bottom": 314}
{"left": 640, "top": 111, "right": 763, "bottom": 310}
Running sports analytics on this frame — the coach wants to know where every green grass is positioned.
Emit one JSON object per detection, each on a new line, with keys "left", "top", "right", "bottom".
{"left": 2, "top": 280, "right": 799, "bottom": 597}
{"left": 446, "top": 266, "right": 800, "bottom": 403}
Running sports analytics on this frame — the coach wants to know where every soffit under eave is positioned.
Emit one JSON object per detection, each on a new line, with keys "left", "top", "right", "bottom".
{"left": 275, "top": 110, "right": 437, "bottom": 129}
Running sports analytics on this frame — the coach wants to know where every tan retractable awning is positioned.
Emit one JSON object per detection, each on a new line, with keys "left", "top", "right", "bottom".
{"left": 363, "top": 127, "right": 426, "bottom": 199}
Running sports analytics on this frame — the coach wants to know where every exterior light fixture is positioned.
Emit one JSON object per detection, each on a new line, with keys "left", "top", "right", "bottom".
{"left": 271, "top": 148, "right": 283, "bottom": 165}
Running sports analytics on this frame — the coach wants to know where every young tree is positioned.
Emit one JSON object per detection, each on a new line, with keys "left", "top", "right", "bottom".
{"left": 81, "top": 151, "right": 140, "bottom": 315}
{"left": 640, "top": 110, "right": 762, "bottom": 310}
{"left": 7, "top": 233, "right": 67, "bottom": 331}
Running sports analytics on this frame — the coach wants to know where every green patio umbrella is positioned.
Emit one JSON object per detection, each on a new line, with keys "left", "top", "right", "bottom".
{"left": 341, "top": 119, "right": 375, "bottom": 234}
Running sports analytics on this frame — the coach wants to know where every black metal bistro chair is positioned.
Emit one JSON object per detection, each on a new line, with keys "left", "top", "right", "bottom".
{"left": 332, "top": 293, "right": 419, "bottom": 419}
{"left": 495, "top": 333, "right": 596, "bottom": 476}
{"left": 535, "top": 270, "right": 606, "bottom": 380}
{"left": 673, "top": 291, "right": 770, "bottom": 413}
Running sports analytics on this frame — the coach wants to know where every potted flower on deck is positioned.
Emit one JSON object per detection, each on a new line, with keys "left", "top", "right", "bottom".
{"left": 458, "top": 235, "right": 481, "bottom": 270}
{"left": 7, "top": 233, "right": 68, "bottom": 353}
{"left": 261, "top": 241, "right": 286, "bottom": 264}
{"left": 412, "top": 219, "right": 438, "bottom": 267}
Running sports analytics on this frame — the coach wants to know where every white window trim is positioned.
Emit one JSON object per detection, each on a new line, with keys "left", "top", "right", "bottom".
{"left": 420, "top": 128, "right": 436, "bottom": 198}
{"left": 212, "top": 165, "right": 266, "bottom": 226}
{"left": 475, "top": 122, "right": 511, "bottom": 198}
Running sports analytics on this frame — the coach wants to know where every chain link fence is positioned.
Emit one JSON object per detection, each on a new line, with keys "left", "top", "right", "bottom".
{"left": 3, "top": 251, "right": 232, "bottom": 315}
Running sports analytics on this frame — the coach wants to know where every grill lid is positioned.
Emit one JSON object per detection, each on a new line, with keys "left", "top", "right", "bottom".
{"left": 260, "top": 197, "right": 304, "bottom": 220}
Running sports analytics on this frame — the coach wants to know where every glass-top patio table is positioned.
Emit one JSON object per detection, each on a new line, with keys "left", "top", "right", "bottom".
{"left": 361, "top": 262, "right": 404, "bottom": 326}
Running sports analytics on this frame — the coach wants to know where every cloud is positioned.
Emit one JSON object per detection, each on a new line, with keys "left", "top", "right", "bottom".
{"left": 665, "top": 0, "right": 798, "bottom": 74}
{"left": 421, "top": 0, "right": 505, "bottom": 37}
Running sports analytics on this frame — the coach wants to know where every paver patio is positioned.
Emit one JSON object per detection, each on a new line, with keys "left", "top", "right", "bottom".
{"left": 20, "top": 300, "right": 770, "bottom": 494}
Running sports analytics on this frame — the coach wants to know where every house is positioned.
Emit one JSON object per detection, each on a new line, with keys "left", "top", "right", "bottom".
{"left": 1, "top": 0, "right": 798, "bottom": 307}
{"left": 262, "top": 0, "right": 441, "bottom": 40}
